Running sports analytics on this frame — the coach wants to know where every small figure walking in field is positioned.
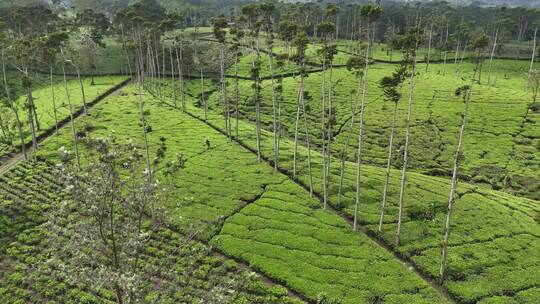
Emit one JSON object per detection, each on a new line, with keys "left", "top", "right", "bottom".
{"left": 205, "top": 137, "right": 211, "bottom": 149}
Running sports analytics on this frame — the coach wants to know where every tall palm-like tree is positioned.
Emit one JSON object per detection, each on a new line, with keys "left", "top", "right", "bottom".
{"left": 210, "top": 16, "right": 230, "bottom": 137}
{"left": 439, "top": 83, "right": 473, "bottom": 283}
{"left": 352, "top": 3, "right": 381, "bottom": 230}
{"left": 527, "top": 26, "right": 538, "bottom": 90}
{"left": 261, "top": 2, "right": 280, "bottom": 171}
{"left": 439, "top": 34, "right": 493, "bottom": 282}
{"left": 230, "top": 16, "right": 245, "bottom": 137}
{"left": 377, "top": 63, "right": 406, "bottom": 234}
{"left": 316, "top": 21, "right": 336, "bottom": 209}
{"left": 337, "top": 54, "right": 363, "bottom": 208}
{"left": 242, "top": 3, "right": 263, "bottom": 160}
{"left": 292, "top": 31, "right": 313, "bottom": 194}
{"left": 395, "top": 24, "right": 423, "bottom": 246}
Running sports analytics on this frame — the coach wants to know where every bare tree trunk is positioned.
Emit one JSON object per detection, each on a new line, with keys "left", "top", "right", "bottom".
{"left": 0, "top": 110, "right": 7, "bottom": 140}
{"left": 219, "top": 45, "right": 230, "bottom": 137}
{"left": 487, "top": 27, "right": 499, "bottom": 86}
{"left": 396, "top": 34, "right": 420, "bottom": 246}
{"left": 267, "top": 45, "right": 278, "bottom": 171}
{"left": 1, "top": 48, "right": 26, "bottom": 159}
{"left": 300, "top": 70, "right": 313, "bottom": 195}
{"left": 321, "top": 59, "right": 328, "bottom": 208}
{"left": 153, "top": 42, "right": 160, "bottom": 95}
{"left": 175, "top": 47, "right": 186, "bottom": 112}
{"left": 254, "top": 44, "right": 262, "bottom": 161}
{"left": 50, "top": 65, "right": 59, "bottom": 134}
{"left": 73, "top": 64, "right": 88, "bottom": 115}
{"left": 169, "top": 47, "right": 177, "bottom": 109}
{"left": 353, "top": 38, "right": 372, "bottom": 231}
{"left": 345, "top": 14, "right": 350, "bottom": 41}
{"left": 325, "top": 62, "right": 334, "bottom": 209}
{"left": 426, "top": 22, "right": 433, "bottom": 73}
{"left": 454, "top": 38, "right": 461, "bottom": 74}
{"left": 335, "top": 15, "right": 340, "bottom": 39}
{"left": 200, "top": 68, "right": 207, "bottom": 121}
{"left": 293, "top": 87, "right": 301, "bottom": 177}
{"left": 527, "top": 26, "right": 538, "bottom": 90}
{"left": 31, "top": 94, "right": 40, "bottom": 131}
{"left": 161, "top": 43, "right": 166, "bottom": 99}
{"left": 154, "top": 41, "right": 161, "bottom": 97}
{"left": 25, "top": 75, "right": 38, "bottom": 153}
{"left": 61, "top": 64, "right": 81, "bottom": 170}
{"left": 338, "top": 72, "right": 362, "bottom": 206}
{"left": 147, "top": 44, "right": 154, "bottom": 92}
{"left": 378, "top": 100, "right": 399, "bottom": 233}
{"left": 120, "top": 24, "right": 132, "bottom": 77}
{"left": 234, "top": 52, "right": 240, "bottom": 137}
{"left": 442, "top": 22, "right": 449, "bottom": 76}
{"left": 136, "top": 51, "right": 152, "bottom": 174}
{"left": 277, "top": 75, "right": 283, "bottom": 157}
{"left": 439, "top": 84, "right": 472, "bottom": 284}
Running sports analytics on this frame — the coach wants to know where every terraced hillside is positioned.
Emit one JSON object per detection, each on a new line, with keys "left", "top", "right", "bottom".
{"left": 180, "top": 79, "right": 540, "bottom": 303}
{"left": 28, "top": 84, "right": 451, "bottom": 303}
{"left": 1, "top": 67, "right": 538, "bottom": 303}
{"left": 205, "top": 60, "right": 539, "bottom": 200}
{"left": 0, "top": 162, "right": 299, "bottom": 303}
{"left": 2, "top": 0, "right": 540, "bottom": 303}
{"left": 0, "top": 76, "right": 129, "bottom": 160}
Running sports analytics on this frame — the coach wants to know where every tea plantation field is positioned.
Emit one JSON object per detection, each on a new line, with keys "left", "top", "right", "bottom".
{"left": 180, "top": 76, "right": 540, "bottom": 303}
{"left": 0, "top": 76, "right": 128, "bottom": 160}
{"left": 1, "top": 45, "right": 539, "bottom": 304}
{"left": 0, "top": 161, "right": 298, "bottom": 304}
{"left": 207, "top": 60, "right": 539, "bottom": 200}
{"left": 17, "top": 83, "right": 450, "bottom": 303}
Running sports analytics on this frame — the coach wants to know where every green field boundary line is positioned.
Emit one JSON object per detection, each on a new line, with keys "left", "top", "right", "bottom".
{"left": 0, "top": 78, "right": 132, "bottom": 174}
{"left": 181, "top": 108, "right": 458, "bottom": 304}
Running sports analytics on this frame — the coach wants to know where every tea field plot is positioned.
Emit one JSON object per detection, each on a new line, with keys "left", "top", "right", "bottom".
{"left": 33, "top": 83, "right": 452, "bottom": 303}
{"left": 0, "top": 161, "right": 296, "bottom": 304}
{"left": 212, "top": 179, "right": 445, "bottom": 303}
{"left": 210, "top": 61, "right": 539, "bottom": 199}
{"left": 189, "top": 88, "right": 540, "bottom": 303}
{"left": 0, "top": 76, "right": 128, "bottom": 160}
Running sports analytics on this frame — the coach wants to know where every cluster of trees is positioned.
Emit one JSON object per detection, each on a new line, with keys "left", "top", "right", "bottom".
{"left": 0, "top": 4, "right": 113, "bottom": 160}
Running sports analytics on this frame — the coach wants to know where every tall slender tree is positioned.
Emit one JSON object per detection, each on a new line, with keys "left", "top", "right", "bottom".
{"left": 439, "top": 82, "right": 474, "bottom": 284}
{"left": 242, "top": 3, "right": 263, "bottom": 160}
{"left": 316, "top": 20, "right": 336, "bottom": 209}
{"left": 292, "top": 31, "right": 313, "bottom": 193}
{"left": 210, "top": 16, "right": 230, "bottom": 137}
{"left": 337, "top": 54, "right": 364, "bottom": 207}
{"left": 261, "top": 2, "right": 280, "bottom": 171}
{"left": 230, "top": 16, "right": 245, "bottom": 137}
{"left": 527, "top": 26, "right": 538, "bottom": 90}
{"left": 40, "top": 31, "right": 69, "bottom": 135}
{"left": 395, "top": 24, "right": 423, "bottom": 246}
{"left": 377, "top": 63, "right": 407, "bottom": 234}
{"left": 1, "top": 47, "right": 26, "bottom": 159}
{"left": 60, "top": 51, "right": 81, "bottom": 170}
{"left": 353, "top": 3, "right": 381, "bottom": 230}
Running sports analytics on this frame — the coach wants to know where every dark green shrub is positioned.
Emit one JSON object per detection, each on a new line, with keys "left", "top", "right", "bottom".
{"left": 529, "top": 101, "right": 539, "bottom": 112}
{"left": 406, "top": 203, "right": 437, "bottom": 221}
